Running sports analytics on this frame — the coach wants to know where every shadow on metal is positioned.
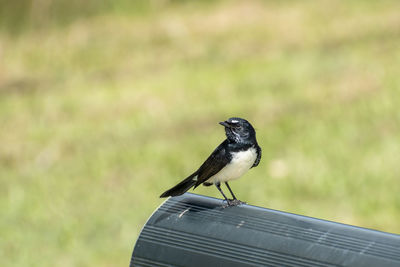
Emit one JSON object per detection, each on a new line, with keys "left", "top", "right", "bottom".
{"left": 131, "top": 193, "right": 400, "bottom": 267}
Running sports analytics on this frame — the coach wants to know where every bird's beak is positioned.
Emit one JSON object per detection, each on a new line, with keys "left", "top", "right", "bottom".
{"left": 219, "top": 121, "right": 231, "bottom": 127}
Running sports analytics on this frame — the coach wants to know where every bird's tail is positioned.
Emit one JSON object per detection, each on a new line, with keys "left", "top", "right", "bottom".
{"left": 160, "top": 172, "right": 198, "bottom": 198}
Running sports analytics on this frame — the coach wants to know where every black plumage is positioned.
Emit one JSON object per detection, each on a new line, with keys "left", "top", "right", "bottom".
{"left": 160, "top": 117, "right": 261, "bottom": 206}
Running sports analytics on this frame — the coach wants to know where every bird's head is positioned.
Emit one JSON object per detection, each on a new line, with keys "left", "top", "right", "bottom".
{"left": 219, "top": 117, "right": 257, "bottom": 143}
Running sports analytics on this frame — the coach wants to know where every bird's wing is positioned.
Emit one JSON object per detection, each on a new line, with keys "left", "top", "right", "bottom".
{"left": 252, "top": 145, "right": 262, "bottom": 168}
{"left": 194, "top": 140, "right": 231, "bottom": 188}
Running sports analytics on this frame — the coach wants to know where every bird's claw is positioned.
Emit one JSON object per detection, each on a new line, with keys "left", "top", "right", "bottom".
{"left": 222, "top": 199, "right": 246, "bottom": 208}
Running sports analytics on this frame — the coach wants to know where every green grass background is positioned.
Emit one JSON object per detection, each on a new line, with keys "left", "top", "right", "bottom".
{"left": 1, "top": 0, "right": 400, "bottom": 266}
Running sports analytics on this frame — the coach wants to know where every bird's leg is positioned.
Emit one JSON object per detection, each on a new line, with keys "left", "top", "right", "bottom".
{"left": 225, "top": 182, "right": 246, "bottom": 206}
{"left": 215, "top": 182, "right": 243, "bottom": 207}
{"left": 225, "top": 182, "right": 237, "bottom": 200}
{"left": 215, "top": 182, "right": 229, "bottom": 202}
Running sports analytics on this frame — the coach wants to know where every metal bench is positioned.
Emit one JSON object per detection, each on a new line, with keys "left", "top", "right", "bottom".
{"left": 131, "top": 193, "right": 400, "bottom": 267}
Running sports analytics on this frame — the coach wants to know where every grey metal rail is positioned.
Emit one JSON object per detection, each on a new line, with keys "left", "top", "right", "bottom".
{"left": 131, "top": 193, "right": 400, "bottom": 267}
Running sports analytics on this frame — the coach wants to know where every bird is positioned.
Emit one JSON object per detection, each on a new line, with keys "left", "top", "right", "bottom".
{"left": 160, "top": 117, "right": 261, "bottom": 206}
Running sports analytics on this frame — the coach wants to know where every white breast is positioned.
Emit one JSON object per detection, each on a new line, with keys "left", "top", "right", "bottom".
{"left": 206, "top": 147, "right": 257, "bottom": 184}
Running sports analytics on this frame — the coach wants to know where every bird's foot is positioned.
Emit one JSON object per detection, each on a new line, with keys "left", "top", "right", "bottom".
{"left": 223, "top": 199, "right": 246, "bottom": 208}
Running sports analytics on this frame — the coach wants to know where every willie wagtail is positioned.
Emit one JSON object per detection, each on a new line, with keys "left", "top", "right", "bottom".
{"left": 160, "top": 117, "right": 261, "bottom": 206}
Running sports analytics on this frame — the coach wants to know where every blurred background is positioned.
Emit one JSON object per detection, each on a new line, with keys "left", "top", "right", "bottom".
{"left": 1, "top": 0, "right": 400, "bottom": 266}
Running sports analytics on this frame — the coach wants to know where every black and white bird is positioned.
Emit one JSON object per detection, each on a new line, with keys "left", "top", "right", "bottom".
{"left": 160, "top": 117, "right": 261, "bottom": 206}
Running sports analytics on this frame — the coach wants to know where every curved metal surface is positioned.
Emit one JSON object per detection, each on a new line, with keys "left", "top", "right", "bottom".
{"left": 131, "top": 193, "right": 400, "bottom": 267}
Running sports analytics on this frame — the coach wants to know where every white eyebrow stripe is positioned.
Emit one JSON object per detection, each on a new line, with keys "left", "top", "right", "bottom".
{"left": 231, "top": 119, "right": 239, "bottom": 123}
